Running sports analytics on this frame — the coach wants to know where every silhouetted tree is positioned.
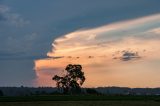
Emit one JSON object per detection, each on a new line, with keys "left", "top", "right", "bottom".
{"left": 52, "top": 64, "right": 85, "bottom": 94}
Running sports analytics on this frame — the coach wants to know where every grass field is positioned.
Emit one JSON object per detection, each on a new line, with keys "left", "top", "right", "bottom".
{"left": 1, "top": 101, "right": 160, "bottom": 106}
{"left": 1, "top": 95, "right": 160, "bottom": 102}
{"left": 0, "top": 95, "right": 160, "bottom": 106}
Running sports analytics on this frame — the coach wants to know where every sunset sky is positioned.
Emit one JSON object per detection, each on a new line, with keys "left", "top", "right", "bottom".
{"left": 0, "top": 0, "right": 160, "bottom": 87}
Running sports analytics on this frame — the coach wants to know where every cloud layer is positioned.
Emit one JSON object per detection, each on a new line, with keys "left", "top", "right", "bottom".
{"left": 35, "top": 14, "right": 160, "bottom": 87}
{"left": 0, "top": 5, "right": 29, "bottom": 27}
{"left": 0, "top": 0, "right": 160, "bottom": 87}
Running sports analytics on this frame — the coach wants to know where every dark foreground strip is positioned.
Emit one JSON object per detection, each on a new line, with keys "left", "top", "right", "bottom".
{"left": 0, "top": 95, "right": 160, "bottom": 102}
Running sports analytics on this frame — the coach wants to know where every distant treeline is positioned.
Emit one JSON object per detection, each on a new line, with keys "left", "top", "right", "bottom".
{"left": 0, "top": 86, "right": 160, "bottom": 96}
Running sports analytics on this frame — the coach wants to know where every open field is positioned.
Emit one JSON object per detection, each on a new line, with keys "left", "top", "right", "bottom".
{"left": 0, "top": 95, "right": 160, "bottom": 106}
{"left": 1, "top": 101, "right": 160, "bottom": 106}
{"left": 1, "top": 95, "right": 160, "bottom": 102}
{"left": 0, "top": 101, "right": 160, "bottom": 106}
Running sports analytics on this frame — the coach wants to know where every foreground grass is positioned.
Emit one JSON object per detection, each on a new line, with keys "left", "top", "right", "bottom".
{"left": 1, "top": 101, "right": 160, "bottom": 106}
{"left": 0, "top": 95, "right": 160, "bottom": 106}
{"left": 0, "top": 95, "right": 160, "bottom": 102}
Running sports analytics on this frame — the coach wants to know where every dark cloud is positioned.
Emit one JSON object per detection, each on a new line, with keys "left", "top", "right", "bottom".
{"left": 0, "top": 59, "right": 35, "bottom": 87}
{"left": 1, "top": 0, "right": 160, "bottom": 61}
{"left": 0, "top": 0, "right": 159, "bottom": 86}
{"left": 0, "top": 14, "right": 6, "bottom": 21}
{"left": 120, "top": 51, "right": 140, "bottom": 61}
{"left": 53, "top": 0, "right": 160, "bottom": 34}
{"left": 113, "top": 50, "right": 141, "bottom": 61}
{"left": 0, "top": 51, "right": 48, "bottom": 60}
{"left": 0, "top": 4, "right": 29, "bottom": 26}
{"left": 0, "top": 5, "right": 8, "bottom": 21}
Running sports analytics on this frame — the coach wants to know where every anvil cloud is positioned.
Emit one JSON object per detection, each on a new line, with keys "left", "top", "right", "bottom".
{"left": 35, "top": 14, "right": 160, "bottom": 87}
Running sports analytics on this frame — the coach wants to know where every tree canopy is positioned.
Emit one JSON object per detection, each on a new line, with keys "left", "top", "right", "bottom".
{"left": 52, "top": 64, "right": 85, "bottom": 94}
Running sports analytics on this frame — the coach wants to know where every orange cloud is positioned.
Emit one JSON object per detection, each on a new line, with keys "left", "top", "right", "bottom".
{"left": 34, "top": 14, "right": 160, "bottom": 87}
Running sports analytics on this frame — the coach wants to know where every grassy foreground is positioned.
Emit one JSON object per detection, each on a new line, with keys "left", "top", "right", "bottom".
{"left": 1, "top": 101, "right": 160, "bottom": 106}
{"left": 1, "top": 95, "right": 160, "bottom": 102}
{"left": 0, "top": 95, "right": 160, "bottom": 106}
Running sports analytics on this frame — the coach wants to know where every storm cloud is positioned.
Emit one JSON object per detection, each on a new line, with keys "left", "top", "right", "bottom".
{"left": 35, "top": 14, "right": 160, "bottom": 87}
{"left": 0, "top": 0, "right": 160, "bottom": 87}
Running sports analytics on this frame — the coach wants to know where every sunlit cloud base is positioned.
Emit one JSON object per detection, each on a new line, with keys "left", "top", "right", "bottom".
{"left": 34, "top": 14, "right": 160, "bottom": 87}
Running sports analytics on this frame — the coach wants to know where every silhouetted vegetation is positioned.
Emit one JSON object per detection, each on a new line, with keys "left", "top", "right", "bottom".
{"left": 0, "top": 90, "right": 3, "bottom": 96}
{"left": 86, "top": 88, "right": 100, "bottom": 95}
{"left": 1, "top": 87, "right": 160, "bottom": 96}
{"left": 52, "top": 64, "right": 85, "bottom": 94}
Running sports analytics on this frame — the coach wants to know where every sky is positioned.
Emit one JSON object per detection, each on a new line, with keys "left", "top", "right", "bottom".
{"left": 0, "top": 0, "right": 160, "bottom": 87}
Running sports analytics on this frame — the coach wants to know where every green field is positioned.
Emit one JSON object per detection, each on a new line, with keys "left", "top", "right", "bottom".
{"left": 0, "top": 95, "right": 160, "bottom": 106}
{"left": 1, "top": 101, "right": 160, "bottom": 106}
{"left": 1, "top": 95, "right": 160, "bottom": 102}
